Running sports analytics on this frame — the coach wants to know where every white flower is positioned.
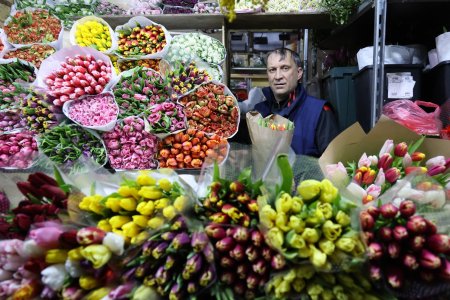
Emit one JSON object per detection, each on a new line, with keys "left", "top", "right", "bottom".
{"left": 426, "top": 156, "right": 446, "bottom": 168}
{"left": 65, "top": 259, "right": 82, "bottom": 278}
{"left": 18, "top": 239, "right": 45, "bottom": 259}
{"left": 346, "top": 182, "right": 367, "bottom": 200}
{"left": 102, "top": 232, "right": 125, "bottom": 255}
{"left": 41, "top": 264, "right": 67, "bottom": 291}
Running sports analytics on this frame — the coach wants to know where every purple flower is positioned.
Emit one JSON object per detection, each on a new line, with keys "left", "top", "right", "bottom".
{"left": 162, "top": 102, "right": 176, "bottom": 111}
{"left": 175, "top": 121, "right": 186, "bottom": 129}
{"left": 147, "top": 113, "right": 161, "bottom": 124}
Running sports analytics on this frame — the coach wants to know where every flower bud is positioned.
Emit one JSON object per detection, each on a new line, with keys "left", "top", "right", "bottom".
{"left": 319, "top": 238, "right": 335, "bottom": 255}
{"left": 427, "top": 234, "right": 450, "bottom": 254}
{"left": 387, "top": 241, "right": 400, "bottom": 259}
{"left": 394, "top": 142, "right": 408, "bottom": 157}
{"left": 366, "top": 206, "right": 380, "bottom": 218}
{"left": 230, "top": 244, "right": 245, "bottom": 261}
{"left": 230, "top": 180, "right": 245, "bottom": 194}
{"left": 81, "top": 245, "right": 111, "bottom": 269}
{"left": 246, "top": 273, "right": 260, "bottom": 290}
{"left": 368, "top": 243, "right": 383, "bottom": 260}
{"left": 335, "top": 211, "right": 351, "bottom": 227}
{"left": 45, "top": 249, "right": 68, "bottom": 264}
{"left": 411, "top": 151, "right": 425, "bottom": 162}
{"left": 302, "top": 228, "right": 320, "bottom": 244}
{"left": 409, "top": 235, "right": 426, "bottom": 252}
{"left": 420, "top": 249, "right": 442, "bottom": 269}
{"left": 267, "top": 227, "right": 284, "bottom": 249}
{"left": 220, "top": 271, "right": 235, "bottom": 285}
{"left": 151, "top": 242, "right": 169, "bottom": 259}
{"left": 393, "top": 226, "right": 409, "bottom": 241}
{"left": 252, "top": 259, "right": 267, "bottom": 275}
{"left": 209, "top": 212, "right": 230, "bottom": 224}
{"left": 296, "top": 179, "right": 321, "bottom": 201}
{"left": 271, "top": 253, "right": 286, "bottom": 270}
{"left": 378, "top": 153, "right": 393, "bottom": 170}
{"left": 335, "top": 237, "right": 356, "bottom": 253}
{"left": 322, "top": 220, "right": 342, "bottom": 241}
{"left": 220, "top": 256, "right": 235, "bottom": 268}
{"left": 245, "top": 246, "right": 259, "bottom": 262}
{"left": 319, "top": 179, "right": 338, "bottom": 203}
{"left": 231, "top": 227, "right": 249, "bottom": 243}
{"left": 406, "top": 215, "right": 428, "bottom": 235}
{"left": 360, "top": 211, "right": 374, "bottom": 231}
{"left": 170, "top": 232, "right": 191, "bottom": 250}
{"left": 399, "top": 200, "right": 416, "bottom": 218}
{"left": 427, "top": 165, "right": 446, "bottom": 176}
{"left": 275, "top": 192, "right": 293, "bottom": 213}
{"left": 236, "top": 264, "right": 249, "bottom": 279}
{"left": 286, "top": 230, "right": 306, "bottom": 249}
{"left": 379, "top": 227, "right": 393, "bottom": 241}
{"left": 369, "top": 264, "right": 382, "bottom": 281}
{"left": 205, "top": 223, "right": 226, "bottom": 240}
{"left": 191, "top": 232, "right": 209, "bottom": 252}
{"left": 309, "top": 245, "right": 327, "bottom": 268}
{"left": 216, "top": 236, "right": 235, "bottom": 252}
{"left": 386, "top": 267, "right": 404, "bottom": 288}
{"left": 250, "top": 230, "right": 263, "bottom": 247}
{"left": 380, "top": 203, "right": 398, "bottom": 219}
{"left": 199, "top": 265, "right": 215, "bottom": 287}
{"left": 403, "top": 253, "right": 419, "bottom": 270}
{"left": 385, "top": 167, "right": 401, "bottom": 183}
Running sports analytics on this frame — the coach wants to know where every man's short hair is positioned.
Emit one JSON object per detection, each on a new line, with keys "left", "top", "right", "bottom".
{"left": 266, "top": 48, "right": 303, "bottom": 68}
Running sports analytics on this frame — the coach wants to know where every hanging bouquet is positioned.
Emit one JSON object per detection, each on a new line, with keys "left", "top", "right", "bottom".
{"left": 20, "top": 92, "right": 61, "bottom": 133}
{"left": 146, "top": 101, "right": 186, "bottom": 135}
{"left": 178, "top": 82, "right": 239, "bottom": 138}
{"left": 3, "top": 45, "right": 56, "bottom": 69}
{"left": 78, "top": 170, "right": 192, "bottom": 244}
{"left": 112, "top": 67, "right": 170, "bottom": 118}
{"left": 102, "top": 117, "right": 159, "bottom": 170}
{"left": 157, "top": 128, "right": 229, "bottom": 169}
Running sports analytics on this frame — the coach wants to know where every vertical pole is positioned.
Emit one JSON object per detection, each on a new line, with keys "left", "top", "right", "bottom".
{"left": 303, "top": 29, "right": 309, "bottom": 84}
{"left": 371, "top": 0, "right": 387, "bottom": 128}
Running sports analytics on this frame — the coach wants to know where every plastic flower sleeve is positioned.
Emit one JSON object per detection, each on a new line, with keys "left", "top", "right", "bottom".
{"left": 69, "top": 16, "right": 119, "bottom": 54}
{"left": 0, "top": 29, "right": 12, "bottom": 59}
{"left": 62, "top": 92, "right": 119, "bottom": 132}
{"left": 356, "top": 173, "right": 450, "bottom": 299}
{"left": 114, "top": 16, "right": 172, "bottom": 59}
{"left": 3, "top": 8, "right": 64, "bottom": 50}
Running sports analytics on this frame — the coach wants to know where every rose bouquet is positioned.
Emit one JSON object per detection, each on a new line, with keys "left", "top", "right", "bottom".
{"left": 112, "top": 67, "right": 170, "bottom": 118}
{"left": 102, "top": 117, "right": 159, "bottom": 170}
{"left": 65, "top": 92, "right": 119, "bottom": 131}
{"left": 0, "top": 172, "right": 68, "bottom": 240}
{"left": 122, "top": 215, "right": 216, "bottom": 299}
{"left": 78, "top": 170, "right": 191, "bottom": 244}
{"left": 42, "top": 49, "right": 114, "bottom": 106}
{"left": 260, "top": 179, "right": 365, "bottom": 271}
{"left": 157, "top": 128, "right": 228, "bottom": 169}
{"left": 20, "top": 92, "right": 61, "bottom": 133}
{"left": 178, "top": 82, "right": 239, "bottom": 138}
{"left": 146, "top": 101, "right": 186, "bottom": 135}
{"left": 0, "top": 130, "right": 38, "bottom": 169}
{"left": 326, "top": 137, "right": 449, "bottom": 205}
{"left": 0, "top": 110, "right": 27, "bottom": 133}
{"left": 167, "top": 61, "right": 211, "bottom": 98}
{"left": 39, "top": 124, "right": 107, "bottom": 173}
{"left": 3, "top": 45, "right": 56, "bottom": 69}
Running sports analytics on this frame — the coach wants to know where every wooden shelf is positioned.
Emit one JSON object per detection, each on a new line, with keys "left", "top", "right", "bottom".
{"left": 318, "top": 0, "right": 450, "bottom": 50}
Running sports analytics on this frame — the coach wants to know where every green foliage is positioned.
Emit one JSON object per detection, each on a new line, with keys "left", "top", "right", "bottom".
{"left": 319, "top": 0, "right": 362, "bottom": 25}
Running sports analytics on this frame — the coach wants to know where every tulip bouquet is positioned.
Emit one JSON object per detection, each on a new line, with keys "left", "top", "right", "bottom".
{"left": 39, "top": 124, "right": 107, "bottom": 173}
{"left": 95, "top": 0, "right": 128, "bottom": 15}
{"left": 20, "top": 92, "right": 61, "bottom": 133}
{"left": 118, "top": 58, "right": 161, "bottom": 72}
{"left": 0, "top": 110, "right": 27, "bottom": 133}
{"left": 112, "top": 67, "right": 170, "bottom": 118}
{"left": 326, "top": 137, "right": 450, "bottom": 205}
{"left": 266, "top": 264, "right": 382, "bottom": 300}
{"left": 78, "top": 170, "right": 191, "bottom": 244}
{"left": 157, "top": 128, "right": 229, "bottom": 169}
{"left": 44, "top": 53, "right": 113, "bottom": 106}
{"left": 167, "top": 61, "right": 211, "bottom": 98}
{"left": 102, "top": 117, "right": 159, "bottom": 170}
{"left": 3, "top": 45, "right": 56, "bottom": 69}
{"left": 0, "top": 80, "right": 29, "bottom": 111}
{"left": 146, "top": 101, "right": 186, "bottom": 135}
{"left": 178, "top": 82, "right": 239, "bottom": 138}
{"left": 123, "top": 215, "right": 216, "bottom": 299}
{"left": 0, "top": 130, "right": 38, "bottom": 169}
{"left": 361, "top": 193, "right": 450, "bottom": 297}
{"left": 0, "top": 172, "right": 68, "bottom": 240}
{"left": 0, "top": 59, "right": 36, "bottom": 84}
{"left": 260, "top": 179, "right": 365, "bottom": 271}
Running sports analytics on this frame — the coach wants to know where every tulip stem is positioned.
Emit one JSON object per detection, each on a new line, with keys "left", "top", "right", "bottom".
{"left": 276, "top": 154, "right": 293, "bottom": 195}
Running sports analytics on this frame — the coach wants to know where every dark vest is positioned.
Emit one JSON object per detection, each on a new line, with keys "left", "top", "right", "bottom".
{"left": 254, "top": 85, "right": 325, "bottom": 156}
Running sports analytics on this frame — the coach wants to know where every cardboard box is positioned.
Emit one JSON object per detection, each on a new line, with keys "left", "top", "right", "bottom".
{"left": 319, "top": 115, "right": 450, "bottom": 174}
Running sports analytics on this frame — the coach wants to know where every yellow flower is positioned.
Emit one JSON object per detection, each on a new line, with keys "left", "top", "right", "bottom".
{"left": 317, "top": 202, "right": 333, "bottom": 220}
{"left": 352, "top": 238, "right": 366, "bottom": 257}
{"left": 136, "top": 171, "right": 156, "bottom": 186}
{"left": 12, "top": 283, "right": 36, "bottom": 300}
{"left": 132, "top": 286, "right": 159, "bottom": 300}
{"left": 298, "top": 245, "right": 312, "bottom": 258}
{"left": 309, "top": 244, "right": 327, "bottom": 268}
{"left": 118, "top": 186, "right": 139, "bottom": 199}
{"left": 267, "top": 227, "right": 284, "bottom": 250}
{"left": 302, "top": 228, "right": 320, "bottom": 244}
{"left": 162, "top": 205, "right": 176, "bottom": 220}
{"left": 291, "top": 196, "right": 304, "bottom": 213}
{"left": 79, "top": 196, "right": 92, "bottom": 211}
{"left": 322, "top": 220, "right": 342, "bottom": 241}
{"left": 318, "top": 238, "right": 335, "bottom": 255}
{"left": 154, "top": 198, "right": 170, "bottom": 210}
{"left": 79, "top": 275, "right": 100, "bottom": 290}
{"left": 85, "top": 287, "right": 112, "bottom": 300}
{"left": 80, "top": 195, "right": 103, "bottom": 213}
{"left": 97, "top": 219, "right": 112, "bottom": 232}
{"left": 89, "top": 201, "right": 105, "bottom": 216}
{"left": 122, "top": 221, "right": 141, "bottom": 238}
{"left": 335, "top": 237, "right": 356, "bottom": 253}
{"left": 277, "top": 280, "right": 291, "bottom": 295}
{"left": 283, "top": 269, "right": 296, "bottom": 282}
{"left": 147, "top": 217, "right": 164, "bottom": 229}
{"left": 260, "top": 204, "right": 277, "bottom": 227}
{"left": 105, "top": 197, "right": 121, "bottom": 212}
{"left": 158, "top": 178, "right": 172, "bottom": 191}
{"left": 68, "top": 247, "right": 84, "bottom": 261}
{"left": 81, "top": 245, "right": 112, "bottom": 269}
{"left": 297, "top": 180, "right": 321, "bottom": 202}
{"left": 285, "top": 230, "right": 306, "bottom": 249}
{"left": 319, "top": 179, "right": 338, "bottom": 203}
{"left": 173, "top": 195, "right": 188, "bottom": 212}
{"left": 275, "top": 192, "right": 293, "bottom": 213}
{"left": 289, "top": 215, "right": 305, "bottom": 233}
{"left": 138, "top": 186, "right": 163, "bottom": 200}
{"left": 120, "top": 197, "right": 137, "bottom": 211}
{"left": 45, "top": 249, "right": 68, "bottom": 264}
{"left": 109, "top": 215, "right": 131, "bottom": 229}
{"left": 132, "top": 215, "right": 149, "bottom": 228}
{"left": 335, "top": 211, "right": 351, "bottom": 227}
{"left": 131, "top": 231, "right": 150, "bottom": 245}
{"left": 295, "top": 265, "right": 315, "bottom": 279}
{"left": 136, "top": 201, "right": 154, "bottom": 216}
{"left": 275, "top": 212, "right": 290, "bottom": 232}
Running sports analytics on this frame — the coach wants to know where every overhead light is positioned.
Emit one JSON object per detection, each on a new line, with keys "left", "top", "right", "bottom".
{"left": 254, "top": 37, "right": 268, "bottom": 45}
{"left": 279, "top": 33, "right": 290, "bottom": 41}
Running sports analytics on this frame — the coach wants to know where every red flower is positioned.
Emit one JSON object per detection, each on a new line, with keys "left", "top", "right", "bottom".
{"left": 14, "top": 213, "right": 32, "bottom": 231}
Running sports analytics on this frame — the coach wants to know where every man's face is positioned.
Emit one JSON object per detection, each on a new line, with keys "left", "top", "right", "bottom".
{"left": 266, "top": 52, "right": 303, "bottom": 102}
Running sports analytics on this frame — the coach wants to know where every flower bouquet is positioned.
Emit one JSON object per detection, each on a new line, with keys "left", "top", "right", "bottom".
{"left": 167, "top": 61, "right": 211, "bottom": 98}
{"left": 178, "top": 81, "right": 239, "bottom": 138}
{"left": 117, "top": 58, "right": 161, "bottom": 72}
{"left": 0, "top": 130, "right": 38, "bottom": 169}
{"left": 0, "top": 110, "right": 27, "bottom": 133}
{"left": 3, "top": 45, "right": 56, "bottom": 69}
{"left": 145, "top": 101, "right": 186, "bottom": 137}
{"left": 20, "top": 92, "right": 61, "bottom": 133}
{"left": 102, "top": 117, "right": 159, "bottom": 170}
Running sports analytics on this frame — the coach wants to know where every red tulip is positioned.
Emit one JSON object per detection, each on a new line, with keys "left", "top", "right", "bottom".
{"left": 388, "top": 242, "right": 401, "bottom": 259}
{"left": 425, "top": 219, "right": 438, "bottom": 235}
{"left": 360, "top": 211, "right": 375, "bottom": 231}
{"left": 406, "top": 215, "right": 428, "bottom": 235}
{"left": 362, "top": 169, "right": 377, "bottom": 185}
{"left": 369, "top": 264, "right": 382, "bottom": 281}
{"left": 230, "top": 244, "right": 245, "bottom": 261}
{"left": 411, "top": 151, "right": 425, "bottom": 162}
{"left": 380, "top": 203, "right": 398, "bottom": 219}
{"left": 405, "top": 166, "right": 427, "bottom": 175}
{"left": 385, "top": 167, "right": 401, "bottom": 184}
{"left": 403, "top": 253, "right": 419, "bottom": 270}
{"left": 216, "top": 237, "right": 235, "bottom": 252}
{"left": 28, "top": 172, "right": 58, "bottom": 187}
{"left": 251, "top": 230, "right": 263, "bottom": 247}
{"left": 271, "top": 253, "right": 286, "bottom": 270}
{"left": 245, "top": 246, "right": 259, "bottom": 262}
{"left": 399, "top": 200, "right": 416, "bottom": 218}
{"left": 253, "top": 259, "right": 268, "bottom": 275}
{"left": 76, "top": 227, "right": 106, "bottom": 245}
{"left": 427, "top": 234, "right": 450, "bottom": 254}
{"left": 229, "top": 180, "right": 245, "bottom": 194}
{"left": 220, "top": 271, "right": 235, "bottom": 285}
{"left": 366, "top": 206, "right": 380, "bottom": 219}
{"left": 379, "top": 227, "right": 393, "bottom": 241}
{"left": 427, "top": 165, "right": 446, "bottom": 176}
{"left": 439, "top": 258, "right": 450, "bottom": 280}
{"left": 387, "top": 267, "right": 404, "bottom": 288}
{"left": 420, "top": 249, "right": 442, "bottom": 269}
{"left": 205, "top": 223, "right": 226, "bottom": 240}
{"left": 409, "top": 235, "right": 426, "bottom": 252}
{"left": 378, "top": 153, "right": 393, "bottom": 170}
{"left": 13, "top": 213, "right": 31, "bottom": 231}
{"left": 393, "top": 226, "right": 409, "bottom": 241}
{"left": 368, "top": 242, "right": 383, "bottom": 260}
{"left": 231, "top": 227, "right": 249, "bottom": 243}
{"left": 394, "top": 142, "right": 408, "bottom": 157}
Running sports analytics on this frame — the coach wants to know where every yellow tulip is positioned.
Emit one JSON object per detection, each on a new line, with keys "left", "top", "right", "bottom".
{"left": 120, "top": 197, "right": 137, "bottom": 211}
{"left": 118, "top": 186, "right": 139, "bottom": 199}
{"left": 319, "top": 179, "right": 339, "bottom": 203}
{"left": 335, "top": 237, "right": 356, "bottom": 253}
{"left": 307, "top": 283, "right": 324, "bottom": 299}
{"left": 136, "top": 171, "right": 156, "bottom": 186}
{"left": 158, "top": 178, "right": 172, "bottom": 191}
{"left": 292, "top": 278, "right": 306, "bottom": 293}
{"left": 301, "top": 228, "right": 321, "bottom": 244}
{"left": 322, "top": 220, "right": 342, "bottom": 241}
{"left": 97, "top": 219, "right": 112, "bottom": 232}
{"left": 297, "top": 180, "right": 321, "bottom": 201}
{"left": 109, "top": 215, "right": 131, "bottom": 229}
{"left": 317, "top": 202, "right": 333, "bottom": 220}
{"left": 295, "top": 265, "right": 315, "bottom": 279}
{"left": 131, "top": 231, "right": 150, "bottom": 245}
{"left": 105, "top": 197, "right": 121, "bottom": 212}
{"left": 162, "top": 205, "right": 176, "bottom": 220}
{"left": 79, "top": 275, "right": 100, "bottom": 290}
{"left": 335, "top": 211, "right": 351, "bottom": 227}
{"left": 318, "top": 238, "right": 335, "bottom": 255}
{"left": 291, "top": 196, "right": 304, "bottom": 213}
{"left": 136, "top": 201, "right": 154, "bottom": 216}
{"left": 122, "top": 221, "right": 141, "bottom": 238}
{"left": 309, "top": 245, "right": 327, "bottom": 268}
{"left": 81, "top": 245, "right": 112, "bottom": 269}
{"left": 45, "top": 249, "right": 68, "bottom": 264}
{"left": 132, "top": 215, "right": 149, "bottom": 228}
{"left": 68, "top": 247, "right": 84, "bottom": 261}
{"left": 154, "top": 198, "right": 169, "bottom": 210}
{"left": 275, "top": 192, "right": 293, "bottom": 213}
{"left": 147, "top": 217, "right": 165, "bottom": 229}
{"left": 173, "top": 195, "right": 188, "bottom": 212}
{"left": 85, "top": 287, "right": 112, "bottom": 300}
{"left": 79, "top": 196, "right": 92, "bottom": 211}
{"left": 138, "top": 186, "right": 163, "bottom": 200}
{"left": 275, "top": 212, "right": 290, "bottom": 232}
{"left": 289, "top": 215, "right": 305, "bottom": 233}
{"left": 267, "top": 227, "right": 284, "bottom": 250}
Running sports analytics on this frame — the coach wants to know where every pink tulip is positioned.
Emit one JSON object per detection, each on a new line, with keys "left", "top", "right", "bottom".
{"left": 426, "top": 155, "right": 446, "bottom": 169}
{"left": 366, "top": 184, "right": 381, "bottom": 199}
{"left": 379, "top": 139, "right": 394, "bottom": 156}
{"left": 374, "top": 168, "right": 385, "bottom": 186}
{"left": 380, "top": 203, "right": 398, "bottom": 219}
{"left": 406, "top": 215, "right": 428, "bottom": 235}
{"left": 399, "top": 200, "right": 416, "bottom": 218}
{"left": 358, "top": 153, "right": 371, "bottom": 168}
{"left": 402, "top": 153, "right": 412, "bottom": 168}
{"left": 29, "top": 227, "right": 63, "bottom": 249}
{"left": 394, "top": 142, "right": 408, "bottom": 157}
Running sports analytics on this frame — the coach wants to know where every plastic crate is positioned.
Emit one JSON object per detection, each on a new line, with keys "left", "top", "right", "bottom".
{"left": 321, "top": 66, "right": 358, "bottom": 131}
{"left": 352, "top": 64, "right": 423, "bottom": 132}
{"left": 423, "top": 60, "right": 450, "bottom": 106}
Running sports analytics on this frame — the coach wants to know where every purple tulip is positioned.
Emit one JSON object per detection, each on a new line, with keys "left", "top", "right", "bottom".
{"left": 108, "top": 283, "right": 134, "bottom": 300}
{"left": 231, "top": 227, "right": 249, "bottom": 243}
{"left": 427, "top": 234, "right": 450, "bottom": 254}
{"left": 399, "top": 200, "right": 416, "bottom": 218}
{"left": 253, "top": 259, "right": 268, "bottom": 275}
{"left": 220, "top": 256, "right": 235, "bottom": 268}
{"left": 251, "top": 230, "right": 263, "bottom": 247}
{"left": 182, "top": 253, "right": 203, "bottom": 280}
{"left": 379, "top": 227, "right": 393, "bottom": 241}
{"left": 199, "top": 265, "right": 216, "bottom": 287}
{"left": 403, "top": 253, "right": 419, "bottom": 270}
{"left": 388, "top": 242, "right": 401, "bottom": 259}
{"left": 271, "top": 253, "right": 286, "bottom": 270}
{"left": 216, "top": 237, "right": 235, "bottom": 252}
{"left": 187, "top": 282, "right": 198, "bottom": 294}
{"left": 245, "top": 246, "right": 259, "bottom": 262}
{"left": 191, "top": 232, "right": 209, "bottom": 252}
{"left": 406, "top": 215, "right": 428, "bottom": 235}
{"left": 203, "top": 243, "right": 214, "bottom": 263}
{"left": 155, "top": 266, "right": 169, "bottom": 285}
{"left": 152, "top": 242, "right": 169, "bottom": 259}
{"left": 171, "top": 232, "right": 191, "bottom": 250}
{"left": 380, "top": 203, "right": 399, "bottom": 219}
{"left": 161, "top": 232, "right": 176, "bottom": 241}
{"left": 369, "top": 264, "right": 382, "bottom": 281}
{"left": 230, "top": 244, "right": 245, "bottom": 261}
{"left": 393, "top": 226, "right": 409, "bottom": 241}
{"left": 420, "top": 249, "right": 442, "bottom": 269}
{"left": 220, "top": 271, "right": 235, "bottom": 285}
{"left": 164, "top": 255, "right": 176, "bottom": 270}
{"left": 169, "top": 283, "right": 182, "bottom": 299}
{"left": 409, "top": 235, "right": 426, "bottom": 252}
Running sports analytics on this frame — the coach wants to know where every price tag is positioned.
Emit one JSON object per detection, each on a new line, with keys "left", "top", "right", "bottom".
{"left": 387, "top": 72, "right": 415, "bottom": 99}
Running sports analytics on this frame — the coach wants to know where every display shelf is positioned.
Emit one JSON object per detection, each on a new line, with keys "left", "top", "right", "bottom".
{"left": 318, "top": 0, "right": 450, "bottom": 50}
{"left": 230, "top": 73, "right": 267, "bottom": 79}
{"left": 232, "top": 67, "right": 266, "bottom": 72}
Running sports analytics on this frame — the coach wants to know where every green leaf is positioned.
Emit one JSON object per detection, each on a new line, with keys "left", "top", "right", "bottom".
{"left": 90, "top": 182, "right": 96, "bottom": 196}
{"left": 213, "top": 161, "right": 220, "bottom": 182}
{"left": 408, "top": 135, "right": 425, "bottom": 154}
{"left": 275, "top": 154, "right": 293, "bottom": 195}
{"left": 53, "top": 166, "right": 70, "bottom": 193}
